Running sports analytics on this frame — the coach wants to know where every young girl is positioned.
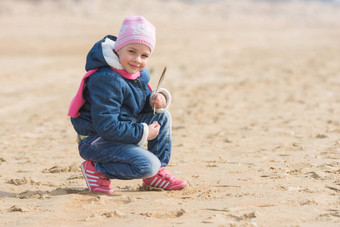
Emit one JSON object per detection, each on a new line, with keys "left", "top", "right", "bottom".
{"left": 68, "top": 16, "right": 186, "bottom": 194}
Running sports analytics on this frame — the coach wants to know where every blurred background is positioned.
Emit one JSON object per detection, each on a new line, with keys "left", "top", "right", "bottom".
{"left": 0, "top": 0, "right": 339, "bottom": 226}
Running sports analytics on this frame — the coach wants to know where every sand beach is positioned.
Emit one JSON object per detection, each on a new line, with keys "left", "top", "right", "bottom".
{"left": 0, "top": 0, "right": 339, "bottom": 226}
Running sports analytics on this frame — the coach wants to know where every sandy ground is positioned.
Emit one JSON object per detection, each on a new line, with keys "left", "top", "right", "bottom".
{"left": 0, "top": 0, "right": 339, "bottom": 226}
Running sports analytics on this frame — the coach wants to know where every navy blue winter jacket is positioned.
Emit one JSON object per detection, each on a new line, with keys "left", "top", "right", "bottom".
{"left": 70, "top": 35, "right": 155, "bottom": 145}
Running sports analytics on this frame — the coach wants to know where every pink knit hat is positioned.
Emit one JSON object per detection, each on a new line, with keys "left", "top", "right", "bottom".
{"left": 114, "top": 16, "right": 156, "bottom": 53}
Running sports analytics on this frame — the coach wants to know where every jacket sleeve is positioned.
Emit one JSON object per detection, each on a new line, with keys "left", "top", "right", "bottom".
{"left": 86, "top": 72, "right": 146, "bottom": 144}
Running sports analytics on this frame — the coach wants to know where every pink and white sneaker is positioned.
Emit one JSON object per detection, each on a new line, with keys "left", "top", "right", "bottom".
{"left": 143, "top": 167, "right": 187, "bottom": 190}
{"left": 81, "top": 160, "right": 114, "bottom": 194}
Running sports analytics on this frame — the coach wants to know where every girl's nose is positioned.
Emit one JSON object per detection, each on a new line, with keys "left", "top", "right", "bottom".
{"left": 133, "top": 55, "right": 141, "bottom": 62}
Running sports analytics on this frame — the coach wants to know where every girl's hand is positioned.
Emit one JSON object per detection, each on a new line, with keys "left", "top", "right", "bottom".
{"left": 151, "top": 93, "right": 166, "bottom": 109}
{"left": 147, "top": 121, "right": 160, "bottom": 140}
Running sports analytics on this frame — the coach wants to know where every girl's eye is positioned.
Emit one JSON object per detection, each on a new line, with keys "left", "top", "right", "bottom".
{"left": 142, "top": 55, "right": 149, "bottom": 58}
{"left": 128, "top": 50, "right": 135, "bottom": 54}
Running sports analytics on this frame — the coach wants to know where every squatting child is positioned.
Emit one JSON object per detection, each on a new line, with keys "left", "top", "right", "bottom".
{"left": 67, "top": 16, "right": 187, "bottom": 193}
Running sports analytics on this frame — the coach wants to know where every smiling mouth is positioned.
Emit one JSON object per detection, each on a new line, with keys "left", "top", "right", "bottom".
{"left": 129, "top": 64, "right": 139, "bottom": 69}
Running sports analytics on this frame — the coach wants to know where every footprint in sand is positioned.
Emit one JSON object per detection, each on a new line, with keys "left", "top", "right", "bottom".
{"left": 8, "top": 205, "right": 24, "bottom": 212}
{"left": 102, "top": 210, "right": 127, "bottom": 219}
{"left": 17, "top": 190, "right": 47, "bottom": 199}
{"left": 114, "top": 195, "right": 136, "bottom": 204}
{"left": 140, "top": 209, "right": 185, "bottom": 219}
{"left": 6, "top": 177, "right": 40, "bottom": 186}
{"left": 17, "top": 188, "right": 86, "bottom": 199}
{"left": 42, "top": 163, "right": 80, "bottom": 173}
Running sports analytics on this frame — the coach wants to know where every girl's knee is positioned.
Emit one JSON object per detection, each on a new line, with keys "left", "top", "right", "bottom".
{"left": 142, "top": 158, "right": 161, "bottom": 178}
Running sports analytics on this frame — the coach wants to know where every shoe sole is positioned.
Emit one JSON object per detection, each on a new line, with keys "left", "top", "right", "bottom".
{"left": 168, "top": 181, "right": 187, "bottom": 190}
{"left": 143, "top": 180, "right": 187, "bottom": 190}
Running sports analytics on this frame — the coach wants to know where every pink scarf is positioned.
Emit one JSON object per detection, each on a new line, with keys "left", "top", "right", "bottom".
{"left": 67, "top": 68, "right": 140, "bottom": 118}
{"left": 110, "top": 67, "right": 140, "bottom": 80}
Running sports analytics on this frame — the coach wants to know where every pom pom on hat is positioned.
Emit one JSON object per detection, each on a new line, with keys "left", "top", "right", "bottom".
{"left": 114, "top": 16, "right": 156, "bottom": 53}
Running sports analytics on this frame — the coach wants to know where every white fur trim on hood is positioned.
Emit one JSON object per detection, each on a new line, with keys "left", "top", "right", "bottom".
{"left": 101, "top": 37, "right": 123, "bottom": 70}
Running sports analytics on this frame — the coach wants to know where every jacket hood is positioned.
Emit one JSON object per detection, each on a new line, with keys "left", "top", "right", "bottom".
{"left": 85, "top": 35, "right": 124, "bottom": 71}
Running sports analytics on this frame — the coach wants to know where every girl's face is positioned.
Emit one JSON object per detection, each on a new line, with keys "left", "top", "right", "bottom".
{"left": 116, "top": 43, "right": 151, "bottom": 74}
